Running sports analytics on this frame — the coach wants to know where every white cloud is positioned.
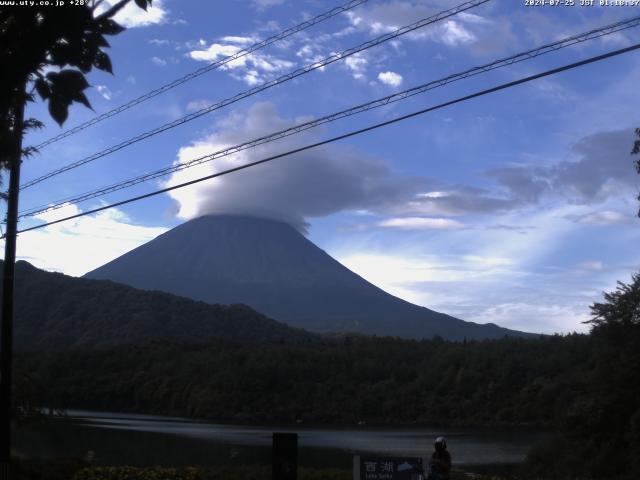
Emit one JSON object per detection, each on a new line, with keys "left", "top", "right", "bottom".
{"left": 335, "top": 246, "right": 592, "bottom": 335}
{"left": 190, "top": 43, "right": 243, "bottom": 63}
{"left": 420, "top": 191, "right": 448, "bottom": 199}
{"left": 159, "top": 115, "right": 639, "bottom": 233}
{"left": 457, "top": 11, "right": 490, "bottom": 25}
{"left": 377, "top": 71, "right": 403, "bottom": 87}
{"left": 330, "top": 201, "right": 640, "bottom": 334}
{"left": 440, "top": 20, "right": 475, "bottom": 46}
{"left": 151, "top": 56, "right": 167, "bottom": 66}
{"left": 296, "top": 44, "right": 314, "bottom": 59}
{"left": 186, "top": 99, "right": 213, "bottom": 112}
{"left": 243, "top": 70, "right": 261, "bottom": 86}
{"left": 462, "top": 255, "right": 515, "bottom": 268}
{"left": 377, "top": 217, "right": 465, "bottom": 230}
{"left": 221, "top": 36, "right": 256, "bottom": 45}
{"left": 344, "top": 54, "right": 368, "bottom": 80}
{"left": 295, "top": 43, "right": 327, "bottom": 72}
{"left": 577, "top": 261, "right": 604, "bottom": 272}
{"left": 162, "top": 102, "right": 432, "bottom": 231}
{"left": 567, "top": 210, "right": 632, "bottom": 226}
{"left": 189, "top": 40, "right": 295, "bottom": 86}
{"left": 95, "top": 85, "right": 112, "bottom": 101}
{"left": 8, "top": 204, "right": 167, "bottom": 277}
{"left": 338, "top": 253, "right": 444, "bottom": 305}
{"left": 533, "top": 79, "right": 574, "bottom": 103}
{"left": 472, "top": 302, "right": 590, "bottom": 334}
{"left": 251, "top": 0, "right": 286, "bottom": 9}
{"left": 100, "top": 0, "right": 167, "bottom": 28}
{"left": 344, "top": 1, "right": 512, "bottom": 53}
{"left": 336, "top": 251, "right": 518, "bottom": 314}
{"left": 482, "top": 129, "right": 640, "bottom": 211}
{"left": 148, "top": 38, "right": 170, "bottom": 46}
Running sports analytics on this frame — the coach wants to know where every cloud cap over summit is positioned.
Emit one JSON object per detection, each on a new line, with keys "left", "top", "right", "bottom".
{"left": 163, "top": 102, "right": 433, "bottom": 232}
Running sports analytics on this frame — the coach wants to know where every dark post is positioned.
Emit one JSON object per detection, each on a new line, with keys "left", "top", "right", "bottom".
{"left": 272, "top": 432, "right": 297, "bottom": 480}
{"left": 0, "top": 80, "right": 25, "bottom": 480}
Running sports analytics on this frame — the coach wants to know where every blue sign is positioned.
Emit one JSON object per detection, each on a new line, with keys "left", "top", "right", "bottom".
{"left": 357, "top": 456, "right": 423, "bottom": 480}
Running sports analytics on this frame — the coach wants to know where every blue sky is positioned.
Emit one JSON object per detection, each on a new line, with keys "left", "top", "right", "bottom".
{"left": 5, "top": 0, "right": 640, "bottom": 334}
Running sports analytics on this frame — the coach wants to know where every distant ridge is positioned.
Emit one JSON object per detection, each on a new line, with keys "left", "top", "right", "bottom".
{"left": 86, "top": 215, "right": 535, "bottom": 340}
{"left": 4, "top": 260, "right": 316, "bottom": 351}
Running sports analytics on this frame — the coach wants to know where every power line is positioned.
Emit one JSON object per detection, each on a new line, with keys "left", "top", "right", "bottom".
{"left": 18, "top": 15, "right": 640, "bottom": 219}
{"left": 33, "top": 0, "right": 370, "bottom": 150}
{"left": 20, "top": 0, "right": 491, "bottom": 190}
{"left": 10, "top": 42, "right": 640, "bottom": 238}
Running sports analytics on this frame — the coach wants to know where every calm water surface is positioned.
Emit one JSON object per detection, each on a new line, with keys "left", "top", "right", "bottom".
{"left": 15, "top": 410, "right": 548, "bottom": 471}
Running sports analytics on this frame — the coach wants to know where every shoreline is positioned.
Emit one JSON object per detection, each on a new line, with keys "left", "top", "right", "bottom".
{"left": 39, "top": 407, "right": 553, "bottom": 431}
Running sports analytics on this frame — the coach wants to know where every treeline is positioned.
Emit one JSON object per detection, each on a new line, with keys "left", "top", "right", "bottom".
{"left": 11, "top": 264, "right": 640, "bottom": 478}
{"left": 16, "top": 315, "right": 640, "bottom": 478}
{"left": 18, "top": 334, "right": 590, "bottom": 427}
{"left": 18, "top": 322, "right": 640, "bottom": 479}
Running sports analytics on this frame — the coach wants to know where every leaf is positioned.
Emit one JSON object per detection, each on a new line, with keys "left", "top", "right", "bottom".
{"left": 93, "top": 51, "right": 113, "bottom": 74}
{"left": 93, "top": 33, "right": 110, "bottom": 48}
{"left": 97, "top": 18, "right": 125, "bottom": 35}
{"left": 34, "top": 78, "right": 51, "bottom": 100}
{"left": 73, "top": 91, "right": 93, "bottom": 110}
{"left": 56, "top": 69, "right": 89, "bottom": 92}
{"left": 134, "top": 0, "right": 149, "bottom": 11}
{"left": 78, "top": 54, "right": 93, "bottom": 73}
{"left": 24, "top": 118, "right": 45, "bottom": 131}
{"left": 48, "top": 98, "right": 69, "bottom": 126}
{"left": 49, "top": 45, "right": 72, "bottom": 67}
{"left": 46, "top": 70, "right": 93, "bottom": 123}
{"left": 21, "top": 146, "right": 39, "bottom": 158}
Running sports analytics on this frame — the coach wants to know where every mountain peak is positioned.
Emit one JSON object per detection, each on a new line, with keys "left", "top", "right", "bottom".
{"left": 86, "top": 215, "right": 535, "bottom": 340}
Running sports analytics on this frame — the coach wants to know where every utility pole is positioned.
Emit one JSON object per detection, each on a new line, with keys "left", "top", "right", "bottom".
{"left": 0, "top": 80, "right": 25, "bottom": 480}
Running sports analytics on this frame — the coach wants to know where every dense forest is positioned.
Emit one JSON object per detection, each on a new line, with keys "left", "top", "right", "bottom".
{"left": 7, "top": 260, "right": 639, "bottom": 479}
{"left": 17, "top": 334, "right": 587, "bottom": 426}
{"left": 15, "top": 273, "right": 640, "bottom": 479}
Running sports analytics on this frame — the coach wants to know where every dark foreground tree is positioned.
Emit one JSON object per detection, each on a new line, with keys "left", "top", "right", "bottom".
{"left": 589, "top": 272, "right": 640, "bottom": 328}
{"left": 0, "top": 0, "right": 151, "bottom": 473}
{"left": 524, "top": 274, "right": 640, "bottom": 479}
{"left": 634, "top": 128, "right": 640, "bottom": 216}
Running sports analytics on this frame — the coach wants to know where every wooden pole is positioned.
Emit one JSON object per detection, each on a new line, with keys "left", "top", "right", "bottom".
{"left": 0, "top": 81, "right": 25, "bottom": 480}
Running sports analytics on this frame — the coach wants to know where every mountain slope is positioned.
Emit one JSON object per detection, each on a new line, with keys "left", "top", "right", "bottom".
{"left": 85, "top": 215, "right": 534, "bottom": 340}
{"left": 4, "top": 260, "right": 316, "bottom": 351}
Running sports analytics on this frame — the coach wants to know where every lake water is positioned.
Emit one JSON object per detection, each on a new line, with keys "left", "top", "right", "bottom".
{"left": 15, "top": 410, "right": 547, "bottom": 473}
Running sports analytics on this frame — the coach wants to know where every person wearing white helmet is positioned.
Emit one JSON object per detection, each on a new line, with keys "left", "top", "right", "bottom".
{"left": 427, "top": 437, "right": 451, "bottom": 480}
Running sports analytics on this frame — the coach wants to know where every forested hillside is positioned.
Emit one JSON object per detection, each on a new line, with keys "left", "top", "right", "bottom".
{"left": 15, "top": 273, "right": 640, "bottom": 479}
{"left": 5, "top": 260, "right": 316, "bottom": 350}
{"left": 9, "top": 260, "right": 640, "bottom": 478}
